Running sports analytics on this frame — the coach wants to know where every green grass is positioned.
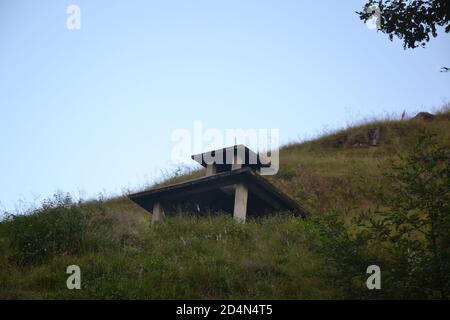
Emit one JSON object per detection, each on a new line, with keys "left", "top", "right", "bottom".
{"left": 1, "top": 214, "right": 332, "bottom": 299}
{"left": 1, "top": 108, "right": 449, "bottom": 299}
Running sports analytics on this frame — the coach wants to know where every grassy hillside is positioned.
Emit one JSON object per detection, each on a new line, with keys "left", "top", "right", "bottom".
{"left": 1, "top": 108, "right": 449, "bottom": 299}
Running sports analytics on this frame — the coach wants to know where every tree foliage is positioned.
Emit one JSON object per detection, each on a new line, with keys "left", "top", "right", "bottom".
{"left": 358, "top": 0, "right": 450, "bottom": 49}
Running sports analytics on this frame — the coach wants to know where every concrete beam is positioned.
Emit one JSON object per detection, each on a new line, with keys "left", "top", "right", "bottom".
{"left": 233, "top": 183, "right": 248, "bottom": 222}
{"left": 152, "top": 201, "right": 165, "bottom": 223}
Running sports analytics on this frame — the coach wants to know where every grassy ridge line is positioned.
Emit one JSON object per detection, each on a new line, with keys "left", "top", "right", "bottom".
{"left": 150, "top": 109, "right": 450, "bottom": 216}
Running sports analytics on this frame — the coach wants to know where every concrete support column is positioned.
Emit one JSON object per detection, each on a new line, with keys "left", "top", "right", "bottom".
{"left": 206, "top": 164, "right": 217, "bottom": 176}
{"left": 152, "top": 201, "right": 165, "bottom": 223}
{"left": 231, "top": 154, "right": 243, "bottom": 170}
{"left": 233, "top": 183, "right": 248, "bottom": 222}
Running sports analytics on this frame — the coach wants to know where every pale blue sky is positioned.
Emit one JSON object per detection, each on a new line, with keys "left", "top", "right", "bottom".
{"left": 0, "top": 0, "right": 449, "bottom": 211}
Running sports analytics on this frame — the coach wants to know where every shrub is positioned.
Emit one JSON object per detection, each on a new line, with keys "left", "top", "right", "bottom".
{"left": 1, "top": 193, "right": 118, "bottom": 265}
{"left": 316, "top": 132, "right": 450, "bottom": 299}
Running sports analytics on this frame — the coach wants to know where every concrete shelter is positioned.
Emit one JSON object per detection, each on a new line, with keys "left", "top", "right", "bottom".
{"left": 129, "top": 145, "right": 307, "bottom": 222}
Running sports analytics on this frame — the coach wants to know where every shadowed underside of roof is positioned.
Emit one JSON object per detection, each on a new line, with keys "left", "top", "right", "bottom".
{"left": 129, "top": 167, "right": 307, "bottom": 218}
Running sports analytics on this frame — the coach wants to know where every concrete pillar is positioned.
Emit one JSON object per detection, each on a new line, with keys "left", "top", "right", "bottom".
{"left": 231, "top": 153, "right": 243, "bottom": 170}
{"left": 206, "top": 164, "right": 217, "bottom": 176}
{"left": 233, "top": 183, "right": 248, "bottom": 222}
{"left": 152, "top": 201, "right": 165, "bottom": 223}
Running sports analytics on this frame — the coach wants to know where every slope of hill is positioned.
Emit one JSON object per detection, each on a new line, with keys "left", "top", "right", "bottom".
{"left": 1, "top": 108, "right": 449, "bottom": 299}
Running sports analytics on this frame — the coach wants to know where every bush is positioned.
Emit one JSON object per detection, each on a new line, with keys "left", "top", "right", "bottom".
{"left": 1, "top": 193, "right": 117, "bottom": 265}
{"left": 316, "top": 132, "right": 450, "bottom": 299}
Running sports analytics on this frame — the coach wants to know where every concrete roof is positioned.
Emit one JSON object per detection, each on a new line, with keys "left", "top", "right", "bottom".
{"left": 190, "top": 144, "right": 271, "bottom": 171}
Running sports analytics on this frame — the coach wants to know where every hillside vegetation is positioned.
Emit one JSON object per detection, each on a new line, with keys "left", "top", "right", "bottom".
{"left": 1, "top": 108, "right": 449, "bottom": 299}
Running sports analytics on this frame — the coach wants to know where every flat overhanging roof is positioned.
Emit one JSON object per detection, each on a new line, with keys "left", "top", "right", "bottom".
{"left": 129, "top": 167, "right": 307, "bottom": 218}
